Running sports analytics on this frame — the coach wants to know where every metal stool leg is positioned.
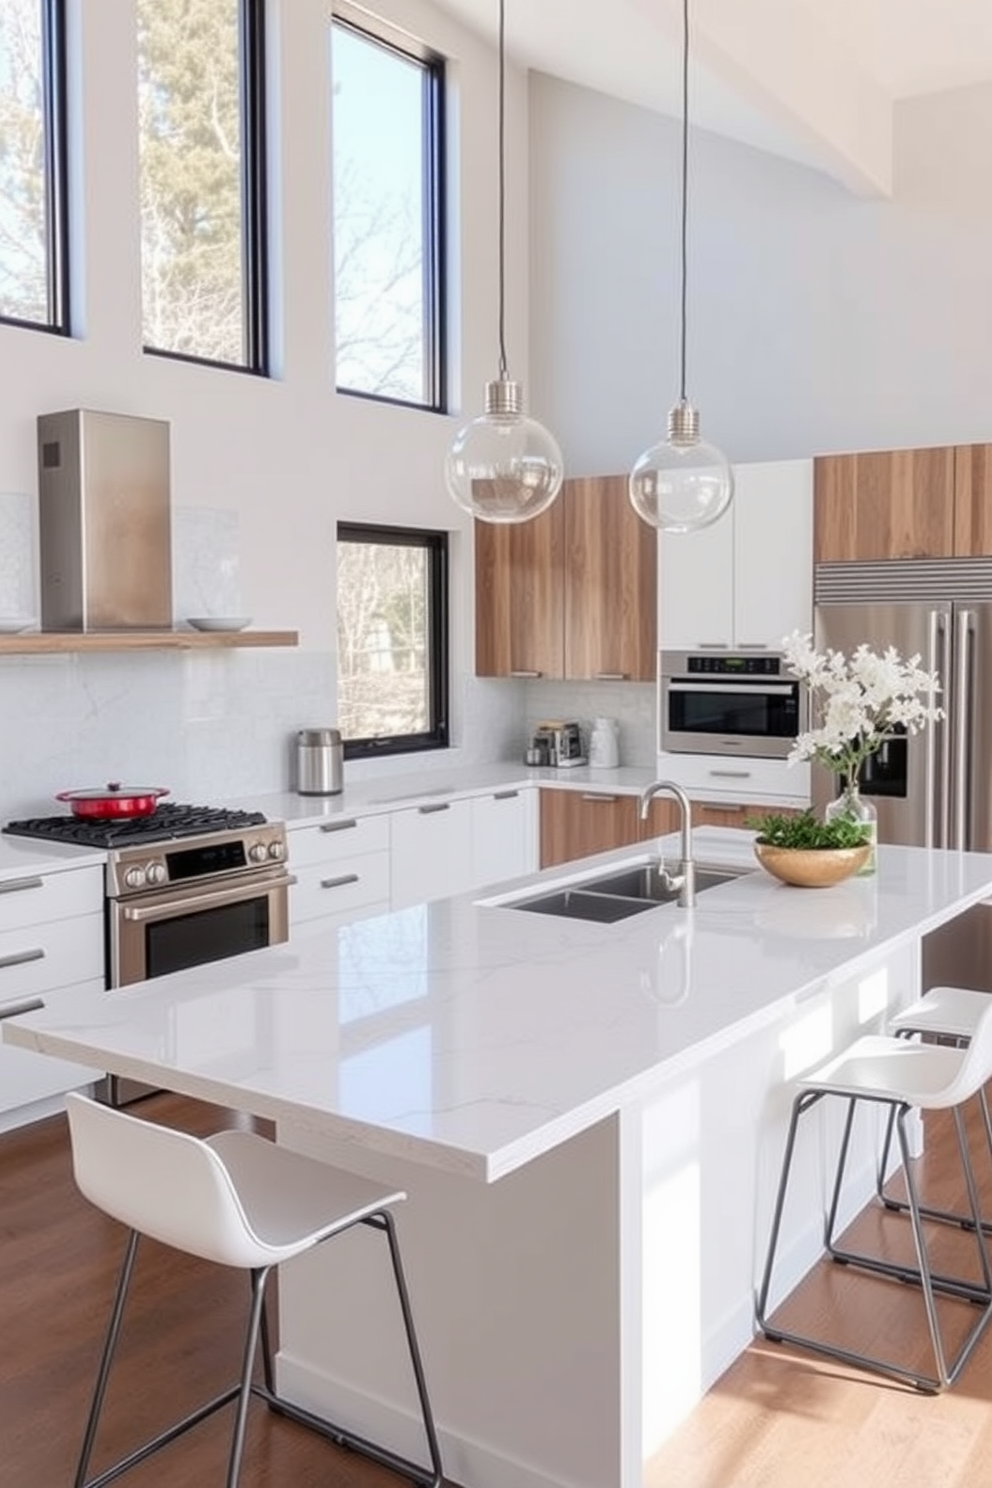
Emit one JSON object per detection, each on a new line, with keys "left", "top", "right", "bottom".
{"left": 225, "top": 1266, "right": 271, "bottom": 1488}
{"left": 74, "top": 1229, "right": 141, "bottom": 1488}
{"left": 378, "top": 1209, "right": 445, "bottom": 1488}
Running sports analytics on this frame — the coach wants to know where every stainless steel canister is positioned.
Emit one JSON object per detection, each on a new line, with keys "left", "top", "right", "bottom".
{"left": 295, "top": 728, "right": 344, "bottom": 796}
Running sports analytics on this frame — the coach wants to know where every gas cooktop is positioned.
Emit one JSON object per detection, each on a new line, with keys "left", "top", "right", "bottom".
{"left": 3, "top": 803, "right": 267, "bottom": 850}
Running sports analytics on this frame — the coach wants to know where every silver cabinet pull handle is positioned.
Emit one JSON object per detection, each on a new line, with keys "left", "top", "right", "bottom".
{"left": 580, "top": 793, "right": 619, "bottom": 803}
{"left": 319, "top": 873, "right": 360, "bottom": 891}
{"left": 697, "top": 642, "right": 729, "bottom": 650}
{"left": 707, "top": 769, "right": 751, "bottom": 779}
{"left": 319, "top": 818, "right": 358, "bottom": 833}
{"left": 493, "top": 790, "right": 519, "bottom": 801}
{"left": 0, "top": 947, "right": 45, "bottom": 971}
{"left": 0, "top": 876, "right": 44, "bottom": 896}
{"left": 418, "top": 802, "right": 450, "bottom": 814}
{"left": 0, "top": 995, "right": 45, "bottom": 1018}
{"left": 594, "top": 672, "right": 628, "bottom": 680}
{"left": 510, "top": 670, "right": 542, "bottom": 678}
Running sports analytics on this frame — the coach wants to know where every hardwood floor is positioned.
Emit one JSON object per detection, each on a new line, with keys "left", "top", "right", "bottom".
{"left": 647, "top": 1091, "right": 992, "bottom": 1488}
{"left": 6, "top": 1090, "right": 992, "bottom": 1487}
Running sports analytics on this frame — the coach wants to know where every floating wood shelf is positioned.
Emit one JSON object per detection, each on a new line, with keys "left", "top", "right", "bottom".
{"left": 0, "top": 630, "right": 299, "bottom": 655}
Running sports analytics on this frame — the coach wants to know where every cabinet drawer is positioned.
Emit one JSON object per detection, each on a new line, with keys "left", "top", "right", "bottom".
{"left": 654, "top": 754, "right": 810, "bottom": 803}
{"left": 287, "top": 814, "right": 389, "bottom": 870}
{"left": 291, "top": 851, "right": 391, "bottom": 926}
{"left": 0, "top": 912, "right": 104, "bottom": 997}
{"left": 0, "top": 976, "right": 102, "bottom": 1116}
{"left": 0, "top": 864, "right": 103, "bottom": 936}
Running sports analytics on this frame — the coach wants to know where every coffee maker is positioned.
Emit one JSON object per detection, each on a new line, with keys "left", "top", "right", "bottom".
{"left": 526, "top": 720, "right": 587, "bottom": 768}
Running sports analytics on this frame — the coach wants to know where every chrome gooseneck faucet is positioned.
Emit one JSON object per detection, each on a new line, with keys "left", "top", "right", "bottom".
{"left": 638, "top": 779, "right": 696, "bottom": 908}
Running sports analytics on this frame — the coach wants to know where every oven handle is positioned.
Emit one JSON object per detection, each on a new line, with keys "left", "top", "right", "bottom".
{"left": 121, "top": 873, "right": 296, "bottom": 924}
{"left": 667, "top": 681, "right": 795, "bottom": 696}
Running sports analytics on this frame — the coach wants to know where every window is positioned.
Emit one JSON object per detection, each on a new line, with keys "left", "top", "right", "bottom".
{"left": 331, "top": 9, "right": 445, "bottom": 410}
{"left": 0, "top": 0, "right": 69, "bottom": 332}
{"left": 337, "top": 524, "right": 449, "bottom": 757}
{"left": 136, "top": 0, "right": 268, "bottom": 371}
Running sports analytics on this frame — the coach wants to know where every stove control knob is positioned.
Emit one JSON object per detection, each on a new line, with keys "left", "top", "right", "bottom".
{"left": 146, "top": 863, "right": 167, "bottom": 886}
{"left": 249, "top": 842, "right": 268, "bottom": 864}
{"left": 123, "top": 866, "right": 146, "bottom": 890}
{"left": 267, "top": 841, "right": 285, "bottom": 862}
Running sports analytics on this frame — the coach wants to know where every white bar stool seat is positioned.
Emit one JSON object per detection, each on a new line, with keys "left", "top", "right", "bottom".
{"left": 882, "top": 986, "right": 992, "bottom": 1230}
{"left": 756, "top": 1003, "right": 992, "bottom": 1392}
{"left": 65, "top": 1092, "right": 444, "bottom": 1488}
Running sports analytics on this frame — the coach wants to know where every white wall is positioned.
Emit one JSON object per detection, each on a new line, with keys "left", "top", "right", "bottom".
{"left": 0, "top": 0, "right": 534, "bottom": 813}
{"left": 529, "top": 72, "right": 992, "bottom": 472}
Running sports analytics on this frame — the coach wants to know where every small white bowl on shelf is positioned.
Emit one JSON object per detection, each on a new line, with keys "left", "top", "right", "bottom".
{"left": 185, "top": 617, "right": 253, "bottom": 633}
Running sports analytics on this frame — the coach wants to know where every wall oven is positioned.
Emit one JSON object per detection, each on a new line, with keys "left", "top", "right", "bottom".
{"left": 659, "top": 650, "right": 804, "bottom": 759}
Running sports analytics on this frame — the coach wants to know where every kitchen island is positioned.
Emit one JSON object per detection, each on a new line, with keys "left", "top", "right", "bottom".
{"left": 7, "top": 835, "right": 992, "bottom": 1488}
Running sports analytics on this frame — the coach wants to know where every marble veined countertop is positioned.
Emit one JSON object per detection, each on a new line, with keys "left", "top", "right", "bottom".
{"left": 7, "top": 837, "right": 992, "bottom": 1180}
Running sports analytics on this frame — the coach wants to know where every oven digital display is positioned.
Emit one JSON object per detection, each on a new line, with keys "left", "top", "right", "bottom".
{"left": 165, "top": 840, "right": 248, "bottom": 881}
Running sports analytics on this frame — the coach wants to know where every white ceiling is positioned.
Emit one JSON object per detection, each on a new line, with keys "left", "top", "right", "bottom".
{"left": 432, "top": 0, "right": 992, "bottom": 195}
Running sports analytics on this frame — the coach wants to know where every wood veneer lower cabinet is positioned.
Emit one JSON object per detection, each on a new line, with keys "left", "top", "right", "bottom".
{"left": 539, "top": 788, "right": 640, "bottom": 869}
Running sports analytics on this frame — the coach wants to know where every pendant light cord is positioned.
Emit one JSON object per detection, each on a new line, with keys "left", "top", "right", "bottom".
{"left": 678, "top": 0, "right": 689, "bottom": 405}
{"left": 497, "top": 0, "right": 508, "bottom": 381}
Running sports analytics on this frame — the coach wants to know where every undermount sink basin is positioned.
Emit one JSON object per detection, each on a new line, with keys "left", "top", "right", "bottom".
{"left": 501, "top": 858, "right": 744, "bottom": 923}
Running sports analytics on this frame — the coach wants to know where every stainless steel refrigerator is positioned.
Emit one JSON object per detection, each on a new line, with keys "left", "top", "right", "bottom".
{"left": 815, "top": 558, "right": 992, "bottom": 991}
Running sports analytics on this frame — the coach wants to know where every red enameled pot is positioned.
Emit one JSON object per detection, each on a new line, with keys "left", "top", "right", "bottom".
{"left": 55, "top": 784, "right": 171, "bottom": 820}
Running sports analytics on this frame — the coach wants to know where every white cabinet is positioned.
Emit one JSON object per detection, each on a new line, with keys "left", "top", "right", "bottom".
{"left": 0, "top": 864, "right": 103, "bottom": 1123}
{"left": 389, "top": 798, "right": 474, "bottom": 910}
{"left": 470, "top": 787, "right": 537, "bottom": 888}
{"left": 660, "top": 459, "right": 813, "bottom": 650}
{"left": 287, "top": 814, "right": 390, "bottom": 933}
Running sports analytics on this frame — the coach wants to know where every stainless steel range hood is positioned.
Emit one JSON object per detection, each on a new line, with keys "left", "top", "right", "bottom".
{"left": 37, "top": 408, "right": 172, "bottom": 631}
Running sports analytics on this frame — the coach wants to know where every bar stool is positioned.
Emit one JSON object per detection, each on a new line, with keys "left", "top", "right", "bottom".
{"left": 880, "top": 986, "right": 992, "bottom": 1231}
{"left": 64, "top": 1093, "right": 444, "bottom": 1488}
{"left": 756, "top": 1002, "right": 992, "bottom": 1391}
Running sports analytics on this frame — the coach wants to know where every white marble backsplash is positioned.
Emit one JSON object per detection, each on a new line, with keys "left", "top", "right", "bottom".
{"left": 522, "top": 680, "right": 658, "bottom": 767}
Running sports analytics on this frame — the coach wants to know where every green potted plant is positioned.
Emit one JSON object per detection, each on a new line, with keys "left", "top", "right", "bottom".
{"left": 746, "top": 809, "right": 874, "bottom": 888}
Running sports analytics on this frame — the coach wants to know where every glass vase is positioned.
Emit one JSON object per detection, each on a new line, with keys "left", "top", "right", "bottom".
{"left": 824, "top": 784, "right": 877, "bottom": 876}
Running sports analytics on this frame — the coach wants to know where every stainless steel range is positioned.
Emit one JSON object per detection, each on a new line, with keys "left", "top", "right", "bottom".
{"left": 3, "top": 804, "right": 294, "bottom": 1104}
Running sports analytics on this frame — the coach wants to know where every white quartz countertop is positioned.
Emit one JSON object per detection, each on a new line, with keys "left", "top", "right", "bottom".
{"left": 8, "top": 838, "right": 992, "bottom": 1181}
{"left": 0, "top": 833, "right": 106, "bottom": 880}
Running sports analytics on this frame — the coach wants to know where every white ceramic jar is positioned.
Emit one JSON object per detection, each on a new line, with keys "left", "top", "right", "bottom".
{"left": 588, "top": 717, "right": 620, "bottom": 769}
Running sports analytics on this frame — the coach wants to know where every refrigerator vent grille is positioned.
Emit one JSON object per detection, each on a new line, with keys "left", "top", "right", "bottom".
{"left": 816, "top": 558, "right": 992, "bottom": 605}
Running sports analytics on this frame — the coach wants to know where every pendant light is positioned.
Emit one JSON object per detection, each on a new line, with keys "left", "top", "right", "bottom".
{"left": 444, "top": 0, "right": 564, "bottom": 525}
{"left": 629, "top": 0, "right": 733, "bottom": 533}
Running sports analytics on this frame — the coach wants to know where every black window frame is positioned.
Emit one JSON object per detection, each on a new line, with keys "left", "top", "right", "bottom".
{"left": 330, "top": 9, "right": 447, "bottom": 414}
{"left": 0, "top": 0, "right": 71, "bottom": 337}
{"left": 337, "top": 522, "right": 450, "bottom": 760}
{"left": 139, "top": 0, "right": 269, "bottom": 376}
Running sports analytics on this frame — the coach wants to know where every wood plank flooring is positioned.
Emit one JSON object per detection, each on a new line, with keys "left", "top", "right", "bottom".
{"left": 5, "top": 1090, "right": 992, "bottom": 1487}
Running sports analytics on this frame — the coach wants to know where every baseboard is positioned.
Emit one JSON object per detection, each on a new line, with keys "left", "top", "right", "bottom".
{"left": 277, "top": 1351, "right": 583, "bottom": 1488}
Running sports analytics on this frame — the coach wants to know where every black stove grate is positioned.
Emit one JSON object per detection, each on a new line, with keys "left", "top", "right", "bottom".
{"left": 3, "top": 803, "right": 267, "bottom": 849}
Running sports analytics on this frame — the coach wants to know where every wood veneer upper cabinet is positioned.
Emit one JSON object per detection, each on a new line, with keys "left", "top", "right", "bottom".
{"left": 539, "top": 788, "right": 640, "bottom": 869}
{"left": 475, "top": 499, "right": 565, "bottom": 678}
{"left": 953, "top": 444, "right": 992, "bottom": 556}
{"left": 563, "top": 475, "right": 657, "bottom": 681}
{"left": 474, "top": 475, "right": 657, "bottom": 681}
{"left": 814, "top": 448, "right": 956, "bottom": 562}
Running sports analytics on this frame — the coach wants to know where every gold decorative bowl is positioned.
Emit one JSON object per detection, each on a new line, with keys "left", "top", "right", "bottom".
{"left": 753, "top": 842, "right": 872, "bottom": 888}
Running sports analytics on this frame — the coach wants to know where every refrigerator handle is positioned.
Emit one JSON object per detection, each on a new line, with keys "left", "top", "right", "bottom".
{"left": 929, "top": 610, "right": 950, "bottom": 850}
{"left": 954, "top": 609, "right": 975, "bottom": 851}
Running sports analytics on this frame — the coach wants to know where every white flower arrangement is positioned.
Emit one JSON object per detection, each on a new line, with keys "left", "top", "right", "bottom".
{"left": 782, "top": 630, "right": 944, "bottom": 791}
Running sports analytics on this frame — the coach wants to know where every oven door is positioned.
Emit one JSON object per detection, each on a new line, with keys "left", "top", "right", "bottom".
{"left": 108, "top": 866, "right": 294, "bottom": 990}
{"left": 661, "top": 675, "right": 802, "bottom": 759}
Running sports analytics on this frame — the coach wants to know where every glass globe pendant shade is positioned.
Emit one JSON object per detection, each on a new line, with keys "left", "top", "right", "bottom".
{"left": 629, "top": 400, "right": 734, "bottom": 533}
{"left": 445, "top": 378, "right": 564, "bottom": 525}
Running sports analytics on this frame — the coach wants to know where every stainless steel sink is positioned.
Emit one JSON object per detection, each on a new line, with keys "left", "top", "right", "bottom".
{"left": 504, "top": 859, "right": 744, "bottom": 923}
